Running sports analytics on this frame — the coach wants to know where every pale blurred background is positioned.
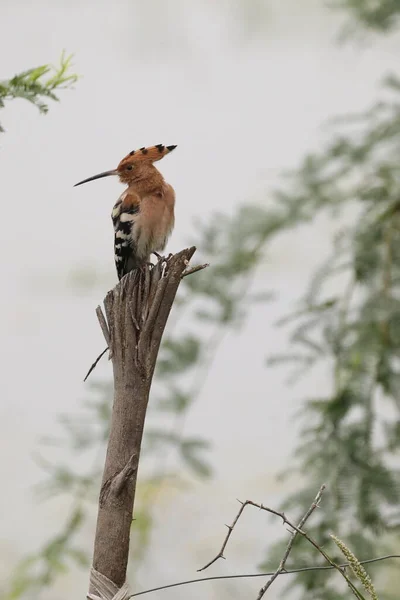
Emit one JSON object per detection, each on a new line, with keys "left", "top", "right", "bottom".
{"left": 1, "top": 1, "right": 400, "bottom": 599}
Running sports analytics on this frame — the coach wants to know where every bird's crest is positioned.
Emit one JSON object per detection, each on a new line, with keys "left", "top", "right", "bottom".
{"left": 118, "top": 144, "right": 177, "bottom": 168}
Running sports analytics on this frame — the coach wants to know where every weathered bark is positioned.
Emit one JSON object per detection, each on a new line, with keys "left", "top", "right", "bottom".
{"left": 90, "top": 247, "right": 197, "bottom": 589}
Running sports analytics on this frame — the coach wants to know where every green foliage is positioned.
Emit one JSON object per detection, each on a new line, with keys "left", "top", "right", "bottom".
{"left": 333, "top": 0, "right": 400, "bottom": 32}
{"left": 0, "top": 52, "right": 78, "bottom": 132}
{"left": 0, "top": 51, "right": 79, "bottom": 600}
{"left": 261, "top": 75, "right": 400, "bottom": 599}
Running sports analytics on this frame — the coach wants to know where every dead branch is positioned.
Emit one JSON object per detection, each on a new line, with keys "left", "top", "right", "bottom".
{"left": 197, "top": 497, "right": 250, "bottom": 571}
{"left": 96, "top": 305, "right": 111, "bottom": 347}
{"left": 83, "top": 260, "right": 208, "bottom": 382}
{"left": 198, "top": 484, "right": 367, "bottom": 600}
{"left": 198, "top": 486, "right": 325, "bottom": 574}
{"left": 89, "top": 247, "right": 199, "bottom": 595}
{"left": 255, "top": 485, "right": 325, "bottom": 599}
{"left": 181, "top": 263, "right": 209, "bottom": 278}
{"left": 252, "top": 487, "right": 366, "bottom": 599}
{"left": 84, "top": 347, "right": 108, "bottom": 382}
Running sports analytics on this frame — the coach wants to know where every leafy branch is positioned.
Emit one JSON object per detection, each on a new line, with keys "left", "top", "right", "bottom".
{"left": 262, "top": 74, "right": 400, "bottom": 600}
{"left": 0, "top": 51, "right": 78, "bottom": 132}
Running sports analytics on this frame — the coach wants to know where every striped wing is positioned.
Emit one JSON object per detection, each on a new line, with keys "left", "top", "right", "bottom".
{"left": 111, "top": 194, "right": 140, "bottom": 280}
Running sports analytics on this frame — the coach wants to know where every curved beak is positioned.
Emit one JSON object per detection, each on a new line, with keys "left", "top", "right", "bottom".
{"left": 74, "top": 169, "right": 118, "bottom": 187}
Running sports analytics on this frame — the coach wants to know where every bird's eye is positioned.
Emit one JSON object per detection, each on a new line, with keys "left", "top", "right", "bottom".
{"left": 126, "top": 165, "right": 133, "bottom": 171}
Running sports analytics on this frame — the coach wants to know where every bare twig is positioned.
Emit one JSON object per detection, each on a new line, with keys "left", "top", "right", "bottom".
{"left": 181, "top": 263, "right": 209, "bottom": 278}
{"left": 96, "top": 305, "right": 111, "bottom": 347}
{"left": 198, "top": 483, "right": 369, "bottom": 599}
{"left": 293, "top": 529, "right": 367, "bottom": 600}
{"left": 83, "top": 346, "right": 109, "bottom": 382}
{"left": 197, "top": 499, "right": 250, "bottom": 571}
{"left": 82, "top": 305, "right": 112, "bottom": 382}
{"left": 254, "top": 504, "right": 367, "bottom": 599}
{"left": 256, "top": 485, "right": 325, "bottom": 599}
{"left": 198, "top": 485, "right": 325, "bottom": 574}
{"left": 128, "top": 554, "right": 400, "bottom": 598}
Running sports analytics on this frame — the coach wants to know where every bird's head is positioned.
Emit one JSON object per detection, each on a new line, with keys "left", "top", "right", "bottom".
{"left": 74, "top": 144, "right": 177, "bottom": 187}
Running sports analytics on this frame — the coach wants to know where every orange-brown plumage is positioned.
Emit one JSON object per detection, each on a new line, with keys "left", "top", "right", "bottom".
{"left": 74, "top": 144, "right": 177, "bottom": 279}
{"left": 121, "top": 192, "right": 141, "bottom": 211}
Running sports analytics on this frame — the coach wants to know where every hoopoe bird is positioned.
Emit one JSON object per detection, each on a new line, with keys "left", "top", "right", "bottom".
{"left": 74, "top": 144, "right": 177, "bottom": 280}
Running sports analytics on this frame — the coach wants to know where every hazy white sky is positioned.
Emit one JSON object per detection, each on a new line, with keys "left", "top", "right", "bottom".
{"left": 1, "top": 1, "right": 400, "bottom": 598}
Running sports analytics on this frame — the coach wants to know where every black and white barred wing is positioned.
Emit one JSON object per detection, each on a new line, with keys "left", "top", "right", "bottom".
{"left": 111, "top": 193, "right": 140, "bottom": 280}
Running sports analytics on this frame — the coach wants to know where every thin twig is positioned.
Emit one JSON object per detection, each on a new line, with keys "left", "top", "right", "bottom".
{"left": 197, "top": 498, "right": 249, "bottom": 571}
{"left": 244, "top": 495, "right": 365, "bottom": 599}
{"left": 181, "top": 263, "right": 209, "bottom": 278}
{"left": 82, "top": 305, "right": 112, "bottom": 381}
{"left": 197, "top": 485, "right": 367, "bottom": 599}
{"left": 83, "top": 346, "right": 109, "bottom": 382}
{"left": 256, "top": 485, "right": 325, "bottom": 598}
{"left": 243, "top": 495, "right": 364, "bottom": 599}
{"left": 128, "top": 554, "right": 400, "bottom": 598}
{"left": 198, "top": 485, "right": 325, "bottom": 573}
{"left": 96, "top": 305, "right": 110, "bottom": 346}
{"left": 292, "top": 527, "right": 367, "bottom": 600}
